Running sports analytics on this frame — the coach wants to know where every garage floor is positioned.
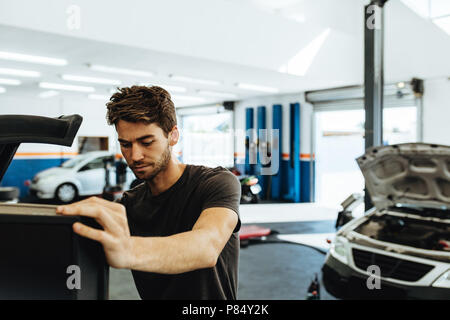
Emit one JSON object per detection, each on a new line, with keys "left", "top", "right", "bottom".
{"left": 108, "top": 202, "right": 339, "bottom": 300}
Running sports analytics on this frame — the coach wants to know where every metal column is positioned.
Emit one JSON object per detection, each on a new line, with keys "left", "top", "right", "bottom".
{"left": 364, "top": 0, "right": 388, "bottom": 210}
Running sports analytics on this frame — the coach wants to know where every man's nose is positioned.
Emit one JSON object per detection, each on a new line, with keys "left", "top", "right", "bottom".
{"left": 130, "top": 145, "right": 144, "bottom": 162}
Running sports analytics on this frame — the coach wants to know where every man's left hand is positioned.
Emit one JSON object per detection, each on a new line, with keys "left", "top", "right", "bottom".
{"left": 56, "top": 196, "right": 134, "bottom": 269}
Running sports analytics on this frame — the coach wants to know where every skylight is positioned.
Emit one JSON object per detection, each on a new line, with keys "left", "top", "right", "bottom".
{"left": 401, "top": 0, "right": 450, "bottom": 35}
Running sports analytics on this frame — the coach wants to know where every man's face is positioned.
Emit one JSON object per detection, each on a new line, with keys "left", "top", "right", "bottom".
{"left": 116, "top": 120, "right": 173, "bottom": 181}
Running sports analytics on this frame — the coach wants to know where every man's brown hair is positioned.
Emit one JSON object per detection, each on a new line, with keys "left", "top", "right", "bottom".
{"left": 106, "top": 85, "right": 177, "bottom": 136}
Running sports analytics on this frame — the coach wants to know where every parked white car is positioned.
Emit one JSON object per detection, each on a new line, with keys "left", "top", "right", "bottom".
{"left": 322, "top": 143, "right": 450, "bottom": 299}
{"left": 29, "top": 151, "right": 135, "bottom": 203}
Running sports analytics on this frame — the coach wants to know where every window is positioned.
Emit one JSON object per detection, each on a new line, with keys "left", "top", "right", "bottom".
{"left": 179, "top": 111, "right": 234, "bottom": 168}
{"left": 79, "top": 156, "right": 110, "bottom": 171}
{"left": 78, "top": 136, "right": 109, "bottom": 153}
{"left": 314, "top": 106, "right": 418, "bottom": 208}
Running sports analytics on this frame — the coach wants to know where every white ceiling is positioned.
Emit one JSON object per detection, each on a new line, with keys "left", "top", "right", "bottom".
{"left": 0, "top": 0, "right": 449, "bottom": 107}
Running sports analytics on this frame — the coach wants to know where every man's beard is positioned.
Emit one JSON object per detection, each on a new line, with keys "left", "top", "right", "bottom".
{"left": 133, "top": 144, "right": 171, "bottom": 182}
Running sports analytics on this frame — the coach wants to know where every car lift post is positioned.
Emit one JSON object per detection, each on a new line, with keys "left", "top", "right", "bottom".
{"left": 364, "top": 0, "right": 388, "bottom": 211}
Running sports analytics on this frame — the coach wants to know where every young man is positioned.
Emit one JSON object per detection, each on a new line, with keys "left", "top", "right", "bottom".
{"left": 56, "top": 86, "right": 241, "bottom": 299}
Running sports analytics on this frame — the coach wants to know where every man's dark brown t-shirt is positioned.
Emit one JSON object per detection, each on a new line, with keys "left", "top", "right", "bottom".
{"left": 118, "top": 164, "right": 241, "bottom": 300}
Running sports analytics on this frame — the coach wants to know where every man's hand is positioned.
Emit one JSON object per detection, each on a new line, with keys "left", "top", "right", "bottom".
{"left": 56, "top": 196, "right": 134, "bottom": 269}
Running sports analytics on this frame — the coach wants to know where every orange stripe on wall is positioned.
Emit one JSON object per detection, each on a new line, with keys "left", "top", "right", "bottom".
{"left": 236, "top": 152, "right": 315, "bottom": 160}
{"left": 282, "top": 153, "right": 315, "bottom": 159}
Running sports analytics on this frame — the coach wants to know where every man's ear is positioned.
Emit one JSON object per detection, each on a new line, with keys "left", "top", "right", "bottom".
{"left": 168, "top": 126, "right": 179, "bottom": 146}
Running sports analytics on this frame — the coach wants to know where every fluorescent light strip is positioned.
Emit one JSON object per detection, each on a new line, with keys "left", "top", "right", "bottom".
{"left": 169, "top": 75, "right": 221, "bottom": 86}
{"left": 39, "top": 82, "right": 95, "bottom": 93}
{"left": 89, "top": 64, "right": 154, "bottom": 77}
{"left": 88, "top": 94, "right": 111, "bottom": 100}
{"left": 236, "top": 82, "right": 279, "bottom": 93}
{"left": 0, "top": 51, "right": 67, "bottom": 66}
{"left": 0, "top": 78, "right": 21, "bottom": 85}
{"left": 0, "top": 86, "right": 5, "bottom": 93}
{"left": 61, "top": 74, "right": 121, "bottom": 85}
{"left": 139, "top": 83, "right": 187, "bottom": 93}
{"left": 197, "top": 90, "right": 237, "bottom": 99}
{"left": 39, "top": 90, "right": 60, "bottom": 98}
{"left": 0, "top": 67, "right": 40, "bottom": 78}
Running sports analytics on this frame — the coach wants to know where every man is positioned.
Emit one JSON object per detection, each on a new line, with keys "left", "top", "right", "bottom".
{"left": 56, "top": 86, "right": 241, "bottom": 299}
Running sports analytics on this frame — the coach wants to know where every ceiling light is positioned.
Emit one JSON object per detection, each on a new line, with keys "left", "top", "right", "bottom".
{"left": 236, "top": 82, "right": 279, "bottom": 93}
{"left": 396, "top": 82, "right": 406, "bottom": 89}
{"left": 139, "top": 83, "right": 187, "bottom": 93}
{"left": 169, "top": 75, "right": 221, "bottom": 86}
{"left": 0, "top": 67, "right": 40, "bottom": 78}
{"left": 0, "top": 51, "right": 67, "bottom": 66}
{"left": 0, "top": 86, "right": 5, "bottom": 94}
{"left": 0, "top": 78, "right": 21, "bottom": 85}
{"left": 61, "top": 74, "right": 121, "bottom": 85}
{"left": 88, "top": 94, "right": 111, "bottom": 100}
{"left": 38, "top": 90, "right": 60, "bottom": 98}
{"left": 89, "top": 64, "right": 154, "bottom": 77}
{"left": 197, "top": 90, "right": 238, "bottom": 99}
{"left": 171, "top": 95, "right": 207, "bottom": 102}
{"left": 39, "top": 82, "right": 95, "bottom": 93}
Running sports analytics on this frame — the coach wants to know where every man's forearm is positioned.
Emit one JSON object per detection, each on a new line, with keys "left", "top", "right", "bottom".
{"left": 128, "top": 229, "right": 218, "bottom": 274}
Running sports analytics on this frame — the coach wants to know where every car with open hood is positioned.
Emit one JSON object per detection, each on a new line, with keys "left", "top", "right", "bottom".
{"left": 322, "top": 143, "right": 450, "bottom": 299}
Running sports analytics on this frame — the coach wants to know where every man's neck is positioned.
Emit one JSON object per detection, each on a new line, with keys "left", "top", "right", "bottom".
{"left": 146, "top": 156, "right": 186, "bottom": 196}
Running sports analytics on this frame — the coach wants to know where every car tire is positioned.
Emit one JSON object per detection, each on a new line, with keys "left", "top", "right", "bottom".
{"left": 55, "top": 183, "right": 78, "bottom": 204}
{"left": 0, "top": 187, "right": 20, "bottom": 201}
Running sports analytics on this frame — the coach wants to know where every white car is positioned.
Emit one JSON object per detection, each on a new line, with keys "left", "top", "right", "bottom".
{"left": 29, "top": 151, "right": 135, "bottom": 203}
{"left": 322, "top": 143, "right": 450, "bottom": 299}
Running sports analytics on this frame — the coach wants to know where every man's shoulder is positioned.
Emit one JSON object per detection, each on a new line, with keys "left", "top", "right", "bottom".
{"left": 188, "top": 165, "right": 238, "bottom": 184}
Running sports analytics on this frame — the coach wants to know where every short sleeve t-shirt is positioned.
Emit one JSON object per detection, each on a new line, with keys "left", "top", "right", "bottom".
{"left": 118, "top": 164, "right": 241, "bottom": 300}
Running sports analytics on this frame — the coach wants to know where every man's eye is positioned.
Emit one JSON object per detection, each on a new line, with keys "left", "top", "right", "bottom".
{"left": 120, "top": 143, "right": 131, "bottom": 148}
{"left": 142, "top": 141, "right": 153, "bottom": 146}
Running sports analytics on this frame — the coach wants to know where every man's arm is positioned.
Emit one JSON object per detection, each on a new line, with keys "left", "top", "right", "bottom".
{"left": 131, "top": 206, "right": 238, "bottom": 274}
{"left": 56, "top": 197, "right": 238, "bottom": 274}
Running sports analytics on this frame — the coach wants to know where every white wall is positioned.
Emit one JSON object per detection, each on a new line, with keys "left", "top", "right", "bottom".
{"left": 0, "top": 94, "right": 118, "bottom": 154}
{"left": 423, "top": 78, "right": 450, "bottom": 146}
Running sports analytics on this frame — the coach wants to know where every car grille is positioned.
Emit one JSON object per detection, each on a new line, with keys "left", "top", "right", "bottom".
{"left": 352, "top": 248, "right": 434, "bottom": 282}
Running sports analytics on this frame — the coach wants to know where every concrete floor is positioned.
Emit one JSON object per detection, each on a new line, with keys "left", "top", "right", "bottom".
{"left": 108, "top": 203, "right": 339, "bottom": 300}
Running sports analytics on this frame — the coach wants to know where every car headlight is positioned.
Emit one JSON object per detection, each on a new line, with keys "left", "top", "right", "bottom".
{"left": 432, "top": 270, "right": 450, "bottom": 288}
{"left": 330, "top": 236, "right": 348, "bottom": 264}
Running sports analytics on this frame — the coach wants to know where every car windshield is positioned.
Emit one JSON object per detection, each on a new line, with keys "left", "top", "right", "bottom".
{"left": 60, "top": 154, "right": 91, "bottom": 168}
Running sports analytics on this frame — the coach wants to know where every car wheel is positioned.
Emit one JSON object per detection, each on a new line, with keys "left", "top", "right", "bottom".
{"left": 0, "top": 187, "right": 20, "bottom": 202}
{"left": 55, "top": 183, "right": 78, "bottom": 204}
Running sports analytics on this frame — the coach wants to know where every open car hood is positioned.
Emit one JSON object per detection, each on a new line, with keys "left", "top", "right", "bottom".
{"left": 356, "top": 143, "right": 450, "bottom": 211}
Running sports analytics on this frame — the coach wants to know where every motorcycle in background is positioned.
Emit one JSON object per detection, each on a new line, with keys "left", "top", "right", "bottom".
{"left": 228, "top": 167, "right": 262, "bottom": 204}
